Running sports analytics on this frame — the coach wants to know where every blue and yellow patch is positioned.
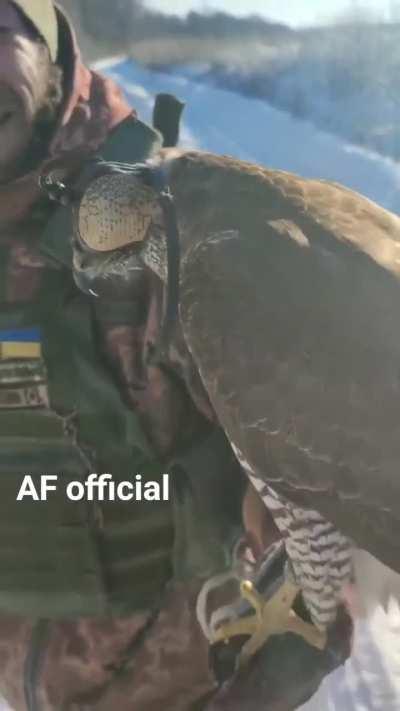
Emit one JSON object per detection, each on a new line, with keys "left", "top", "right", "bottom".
{"left": 0, "top": 327, "right": 42, "bottom": 360}
{"left": 0, "top": 328, "right": 49, "bottom": 408}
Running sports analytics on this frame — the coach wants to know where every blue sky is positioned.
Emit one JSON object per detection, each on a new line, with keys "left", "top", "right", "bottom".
{"left": 144, "top": 0, "right": 394, "bottom": 27}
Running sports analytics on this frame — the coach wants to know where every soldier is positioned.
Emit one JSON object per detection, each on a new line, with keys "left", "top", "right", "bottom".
{"left": 0, "top": 2, "right": 351, "bottom": 709}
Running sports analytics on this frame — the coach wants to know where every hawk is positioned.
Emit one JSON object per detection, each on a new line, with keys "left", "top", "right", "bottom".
{"left": 43, "top": 149, "right": 400, "bottom": 704}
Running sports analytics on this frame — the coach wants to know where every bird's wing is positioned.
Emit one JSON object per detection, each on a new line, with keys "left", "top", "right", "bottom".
{"left": 176, "top": 153, "right": 400, "bottom": 572}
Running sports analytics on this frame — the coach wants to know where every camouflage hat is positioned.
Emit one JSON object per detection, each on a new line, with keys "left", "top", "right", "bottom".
{"left": 11, "top": 0, "right": 58, "bottom": 62}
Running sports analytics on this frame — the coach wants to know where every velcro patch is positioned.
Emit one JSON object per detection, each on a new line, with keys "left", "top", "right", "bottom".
{"left": 0, "top": 328, "right": 42, "bottom": 360}
{"left": 0, "top": 384, "right": 49, "bottom": 409}
{"left": 0, "top": 360, "right": 46, "bottom": 386}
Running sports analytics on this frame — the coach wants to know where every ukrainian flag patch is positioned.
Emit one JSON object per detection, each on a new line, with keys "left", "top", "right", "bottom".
{"left": 0, "top": 327, "right": 42, "bottom": 360}
{"left": 0, "top": 327, "right": 48, "bottom": 408}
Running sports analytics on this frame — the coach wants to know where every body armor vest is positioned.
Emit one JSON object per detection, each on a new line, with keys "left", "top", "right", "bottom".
{"left": 0, "top": 118, "right": 241, "bottom": 619}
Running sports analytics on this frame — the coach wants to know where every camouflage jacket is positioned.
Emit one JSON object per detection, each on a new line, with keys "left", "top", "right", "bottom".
{"left": 0, "top": 7, "right": 246, "bottom": 711}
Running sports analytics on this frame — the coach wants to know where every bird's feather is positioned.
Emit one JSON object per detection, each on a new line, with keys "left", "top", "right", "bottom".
{"left": 168, "top": 151, "right": 400, "bottom": 574}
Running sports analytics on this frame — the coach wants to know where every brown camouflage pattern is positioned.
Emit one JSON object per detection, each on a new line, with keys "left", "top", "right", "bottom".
{"left": 0, "top": 583, "right": 217, "bottom": 711}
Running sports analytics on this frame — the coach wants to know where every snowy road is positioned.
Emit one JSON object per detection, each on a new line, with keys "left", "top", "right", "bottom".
{"left": 98, "top": 56, "right": 400, "bottom": 215}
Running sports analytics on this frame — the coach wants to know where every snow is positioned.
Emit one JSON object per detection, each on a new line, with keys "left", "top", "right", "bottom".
{"left": 101, "top": 57, "right": 400, "bottom": 215}
{"left": 300, "top": 613, "right": 400, "bottom": 710}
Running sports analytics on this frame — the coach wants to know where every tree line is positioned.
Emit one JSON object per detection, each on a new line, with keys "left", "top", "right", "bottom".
{"left": 57, "top": 0, "right": 291, "bottom": 49}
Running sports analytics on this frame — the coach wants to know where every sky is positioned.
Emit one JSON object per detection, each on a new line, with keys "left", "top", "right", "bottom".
{"left": 144, "top": 0, "right": 395, "bottom": 27}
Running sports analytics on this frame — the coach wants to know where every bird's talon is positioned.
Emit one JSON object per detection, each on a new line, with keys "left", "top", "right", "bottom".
{"left": 211, "top": 578, "right": 327, "bottom": 667}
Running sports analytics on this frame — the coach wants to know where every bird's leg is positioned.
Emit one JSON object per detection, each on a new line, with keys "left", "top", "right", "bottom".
{"left": 211, "top": 576, "right": 327, "bottom": 668}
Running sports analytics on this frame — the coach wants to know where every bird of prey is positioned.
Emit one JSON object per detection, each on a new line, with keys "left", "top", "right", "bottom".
{"left": 42, "top": 149, "right": 400, "bottom": 702}
{"left": 165, "top": 152, "right": 400, "bottom": 622}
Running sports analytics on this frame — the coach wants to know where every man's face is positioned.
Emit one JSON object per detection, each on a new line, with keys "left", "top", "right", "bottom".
{"left": 0, "top": 0, "right": 52, "bottom": 181}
